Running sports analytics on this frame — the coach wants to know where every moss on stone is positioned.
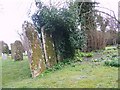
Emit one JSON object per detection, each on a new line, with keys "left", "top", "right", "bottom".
{"left": 13, "top": 40, "right": 24, "bottom": 61}
{"left": 23, "top": 22, "right": 46, "bottom": 77}
{"left": 44, "top": 31, "right": 57, "bottom": 67}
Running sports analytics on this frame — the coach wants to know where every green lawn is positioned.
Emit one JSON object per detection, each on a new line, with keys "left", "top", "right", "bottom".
{"left": 1, "top": 46, "right": 119, "bottom": 88}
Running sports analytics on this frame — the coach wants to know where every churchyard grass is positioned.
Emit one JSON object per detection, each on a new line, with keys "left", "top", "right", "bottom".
{"left": 1, "top": 46, "right": 119, "bottom": 88}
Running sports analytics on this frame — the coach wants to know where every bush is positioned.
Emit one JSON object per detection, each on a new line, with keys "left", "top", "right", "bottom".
{"left": 74, "top": 50, "right": 94, "bottom": 62}
{"left": 104, "top": 57, "right": 120, "bottom": 67}
{"left": 74, "top": 50, "right": 84, "bottom": 62}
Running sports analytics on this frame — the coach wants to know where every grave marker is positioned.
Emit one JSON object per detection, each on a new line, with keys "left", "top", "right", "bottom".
{"left": 22, "top": 21, "right": 46, "bottom": 77}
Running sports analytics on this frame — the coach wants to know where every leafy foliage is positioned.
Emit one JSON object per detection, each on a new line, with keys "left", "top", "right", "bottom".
{"left": 85, "top": 52, "right": 94, "bottom": 57}
{"left": 31, "top": 1, "right": 89, "bottom": 59}
{"left": 74, "top": 49, "right": 94, "bottom": 62}
{"left": 104, "top": 57, "right": 119, "bottom": 67}
{"left": 103, "top": 47, "right": 119, "bottom": 67}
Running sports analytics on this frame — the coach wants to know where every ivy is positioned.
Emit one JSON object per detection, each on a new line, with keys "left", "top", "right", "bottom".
{"left": 31, "top": 1, "right": 94, "bottom": 60}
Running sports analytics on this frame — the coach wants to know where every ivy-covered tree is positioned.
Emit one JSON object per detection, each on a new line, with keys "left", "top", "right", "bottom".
{"left": 31, "top": 0, "right": 101, "bottom": 60}
{"left": 31, "top": 1, "right": 87, "bottom": 60}
{"left": 32, "top": 1, "right": 96, "bottom": 58}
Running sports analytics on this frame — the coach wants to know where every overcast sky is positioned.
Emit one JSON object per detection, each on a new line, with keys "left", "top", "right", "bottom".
{"left": 0, "top": 0, "right": 119, "bottom": 48}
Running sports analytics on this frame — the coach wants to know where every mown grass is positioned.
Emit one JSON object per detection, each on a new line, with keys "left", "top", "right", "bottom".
{"left": 1, "top": 46, "right": 119, "bottom": 88}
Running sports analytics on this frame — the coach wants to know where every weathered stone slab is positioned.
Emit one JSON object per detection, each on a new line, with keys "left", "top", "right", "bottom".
{"left": 12, "top": 40, "right": 24, "bottom": 61}
{"left": 41, "top": 29, "right": 57, "bottom": 68}
{"left": 22, "top": 21, "right": 46, "bottom": 78}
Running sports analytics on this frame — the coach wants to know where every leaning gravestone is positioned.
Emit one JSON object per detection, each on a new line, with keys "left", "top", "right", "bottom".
{"left": 22, "top": 21, "right": 46, "bottom": 78}
{"left": 13, "top": 40, "right": 24, "bottom": 61}
{"left": 41, "top": 28, "right": 57, "bottom": 68}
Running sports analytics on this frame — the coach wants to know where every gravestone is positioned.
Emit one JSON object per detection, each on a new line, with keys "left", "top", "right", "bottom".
{"left": 22, "top": 21, "right": 46, "bottom": 77}
{"left": 41, "top": 29, "right": 57, "bottom": 68}
{"left": 13, "top": 40, "right": 24, "bottom": 61}
{"left": 2, "top": 53, "right": 7, "bottom": 60}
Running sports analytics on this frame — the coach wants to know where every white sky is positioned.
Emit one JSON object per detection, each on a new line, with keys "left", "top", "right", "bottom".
{"left": 0, "top": 0, "right": 119, "bottom": 48}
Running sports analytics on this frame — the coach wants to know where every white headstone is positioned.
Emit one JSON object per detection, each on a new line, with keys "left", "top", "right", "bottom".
{"left": 2, "top": 53, "right": 7, "bottom": 60}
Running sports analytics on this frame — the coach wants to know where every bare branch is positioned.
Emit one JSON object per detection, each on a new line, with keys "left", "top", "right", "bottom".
{"left": 95, "top": 6, "right": 116, "bottom": 20}
{"left": 78, "top": 2, "right": 84, "bottom": 15}
{"left": 94, "top": 10, "right": 120, "bottom": 24}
